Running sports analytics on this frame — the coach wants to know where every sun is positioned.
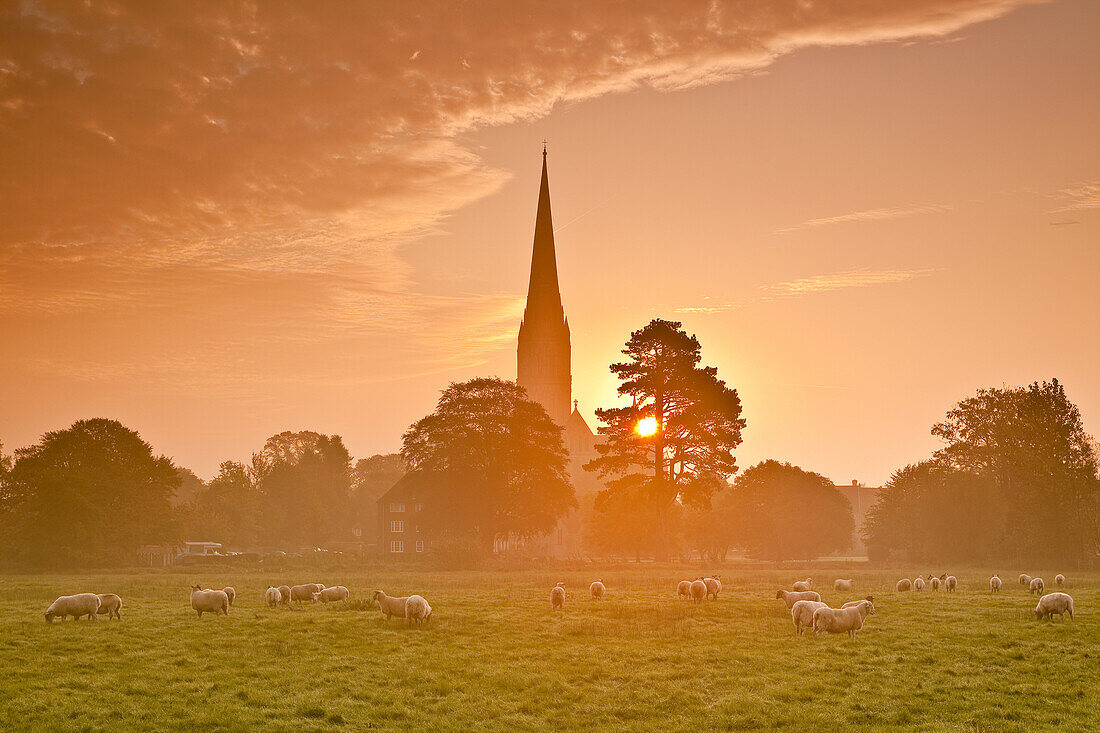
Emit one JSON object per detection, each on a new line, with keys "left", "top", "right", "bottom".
{"left": 635, "top": 416, "right": 659, "bottom": 437}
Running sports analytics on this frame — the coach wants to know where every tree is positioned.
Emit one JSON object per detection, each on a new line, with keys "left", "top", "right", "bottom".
{"left": 931, "top": 379, "right": 1099, "bottom": 562}
{"left": 585, "top": 319, "right": 745, "bottom": 559}
{"left": 401, "top": 377, "right": 575, "bottom": 551}
{"left": 0, "top": 419, "right": 178, "bottom": 569}
{"left": 183, "top": 461, "right": 262, "bottom": 547}
{"left": 251, "top": 431, "right": 352, "bottom": 548}
{"left": 350, "top": 453, "right": 406, "bottom": 543}
{"left": 173, "top": 466, "right": 205, "bottom": 505}
{"left": 726, "top": 460, "right": 853, "bottom": 561}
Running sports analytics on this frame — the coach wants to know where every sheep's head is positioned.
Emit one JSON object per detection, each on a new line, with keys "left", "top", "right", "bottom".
{"left": 866, "top": 601, "right": 876, "bottom": 615}
{"left": 191, "top": 585, "right": 201, "bottom": 592}
{"left": 44, "top": 611, "right": 53, "bottom": 623}
{"left": 865, "top": 595, "right": 875, "bottom": 603}
{"left": 371, "top": 590, "right": 384, "bottom": 601}
{"left": 311, "top": 592, "right": 321, "bottom": 602}
{"left": 774, "top": 590, "right": 785, "bottom": 599}
{"left": 1033, "top": 607, "right": 1044, "bottom": 620}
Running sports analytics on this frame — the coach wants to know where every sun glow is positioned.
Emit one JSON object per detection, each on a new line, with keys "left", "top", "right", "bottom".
{"left": 635, "top": 416, "right": 659, "bottom": 437}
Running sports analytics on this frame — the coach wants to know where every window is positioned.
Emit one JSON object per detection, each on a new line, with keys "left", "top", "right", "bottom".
{"left": 415, "top": 540, "right": 424, "bottom": 553}
{"left": 390, "top": 540, "right": 404, "bottom": 553}
{"left": 416, "top": 503, "right": 423, "bottom": 513}
{"left": 389, "top": 502, "right": 405, "bottom": 513}
{"left": 391, "top": 520, "right": 404, "bottom": 533}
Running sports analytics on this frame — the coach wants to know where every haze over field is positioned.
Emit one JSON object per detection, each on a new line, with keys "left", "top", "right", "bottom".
{"left": 1, "top": 0, "right": 1097, "bottom": 483}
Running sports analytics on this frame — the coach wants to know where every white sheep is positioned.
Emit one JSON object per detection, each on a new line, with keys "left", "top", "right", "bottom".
{"left": 405, "top": 595, "right": 432, "bottom": 627}
{"left": 791, "top": 600, "right": 828, "bottom": 636}
{"left": 190, "top": 586, "right": 229, "bottom": 617}
{"left": 277, "top": 585, "right": 292, "bottom": 606}
{"left": 812, "top": 599, "right": 876, "bottom": 639}
{"left": 990, "top": 575, "right": 1002, "bottom": 593}
{"left": 704, "top": 575, "right": 722, "bottom": 600}
{"left": 677, "top": 580, "right": 692, "bottom": 599}
{"left": 290, "top": 584, "right": 317, "bottom": 604}
{"left": 590, "top": 579, "right": 606, "bottom": 601}
{"left": 930, "top": 576, "right": 941, "bottom": 591}
{"left": 914, "top": 577, "right": 925, "bottom": 591}
{"left": 896, "top": 579, "right": 911, "bottom": 592}
{"left": 372, "top": 590, "right": 409, "bottom": 620}
{"left": 265, "top": 586, "right": 283, "bottom": 608}
{"left": 45, "top": 593, "right": 101, "bottom": 622}
{"left": 1034, "top": 592, "right": 1073, "bottom": 622}
{"left": 775, "top": 589, "right": 821, "bottom": 609}
{"left": 689, "top": 579, "right": 707, "bottom": 603}
{"left": 220, "top": 586, "right": 235, "bottom": 606}
{"left": 834, "top": 579, "right": 854, "bottom": 592}
{"left": 945, "top": 575, "right": 957, "bottom": 592}
{"left": 1030, "top": 577, "right": 1044, "bottom": 595}
{"left": 792, "top": 578, "right": 813, "bottom": 592}
{"left": 1055, "top": 574, "right": 1065, "bottom": 587}
{"left": 96, "top": 593, "right": 122, "bottom": 620}
{"left": 551, "top": 582, "right": 566, "bottom": 610}
{"left": 313, "top": 585, "right": 350, "bottom": 604}
{"left": 1018, "top": 573, "right": 1031, "bottom": 587}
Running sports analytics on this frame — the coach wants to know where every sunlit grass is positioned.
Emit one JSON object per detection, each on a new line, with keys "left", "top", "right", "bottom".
{"left": 0, "top": 566, "right": 1095, "bottom": 731}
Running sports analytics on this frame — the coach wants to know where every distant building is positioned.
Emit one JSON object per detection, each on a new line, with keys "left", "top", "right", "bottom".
{"left": 833, "top": 480, "right": 882, "bottom": 555}
{"left": 376, "top": 474, "right": 430, "bottom": 556}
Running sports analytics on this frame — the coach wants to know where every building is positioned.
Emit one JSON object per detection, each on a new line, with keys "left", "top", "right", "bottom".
{"left": 833, "top": 480, "right": 882, "bottom": 556}
{"left": 376, "top": 473, "right": 429, "bottom": 556}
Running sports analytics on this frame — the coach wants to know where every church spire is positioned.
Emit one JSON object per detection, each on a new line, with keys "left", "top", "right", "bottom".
{"left": 517, "top": 146, "right": 571, "bottom": 426}
{"left": 525, "top": 145, "right": 563, "bottom": 316}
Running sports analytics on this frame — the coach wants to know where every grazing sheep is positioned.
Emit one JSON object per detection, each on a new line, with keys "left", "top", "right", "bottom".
{"left": 372, "top": 590, "right": 409, "bottom": 620}
{"left": 792, "top": 578, "right": 813, "bottom": 592}
{"left": 590, "top": 579, "right": 606, "bottom": 601}
{"left": 689, "top": 580, "right": 708, "bottom": 603}
{"left": 290, "top": 584, "right": 317, "bottom": 604}
{"left": 551, "top": 582, "right": 566, "bottom": 610}
{"left": 834, "top": 579, "right": 855, "bottom": 592}
{"left": 313, "top": 585, "right": 350, "bottom": 604}
{"left": 1019, "top": 573, "right": 1031, "bottom": 587}
{"left": 96, "top": 593, "right": 122, "bottom": 620}
{"left": 896, "top": 579, "right": 912, "bottom": 592}
{"left": 265, "top": 586, "right": 283, "bottom": 608}
{"left": 1030, "top": 577, "right": 1044, "bottom": 595}
{"left": 1034, "top": 592, "right": 1073, "bottom": 622}
{"left": 1055, "top": 574, "right": 1065, "bottom": 587}
{"left": 812, "top": 599, "right": 876, "bottom": 639}
{"left": 990, "top": 575, "right": 1002, "bottom": 593}
{"left": 190, "top": 586, "right": 229, "bottom": 617}
{"left": 677, "top": 580, "right": 692, "bottom": 600}
{"left": 222, "top": 587, "right": 236, "bottom": 606}
{"left": 405, "top": 595, "right": 432, "bottom": 627}
{"left": 704, "top": 575, "right": 722, "bottom": 600}
{"left": 930, "top": 576, "right": 941, "bottom": 591}
{"left": 308, "top": 583, "right": 325, "bottom": 594}
{"left": 945, "top": 575, "right": 957, "bottom": 592}
{"left": 775, "top": 589, "right": 822, "bottom": 609}
{"left": 277, "top": 585, "right": 292, "bottom": 606}
{"left": 841, "top": 596, "right": 875, "bottom": 608}
{"left": 914, "top": 577, "right": 925, "bottom": 591}
{"left": 45, "top": 593, "right": 101, "bottom": 623}
{"left": 791, "top": 600, "right": 828, "bottom": 636}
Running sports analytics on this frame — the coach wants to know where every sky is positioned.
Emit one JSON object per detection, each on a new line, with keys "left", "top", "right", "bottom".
{"left": 1, "top": 0, "right": 1097, "bottom": 484}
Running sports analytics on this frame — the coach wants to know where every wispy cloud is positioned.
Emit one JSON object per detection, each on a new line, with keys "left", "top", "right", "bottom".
{"left": 774, "top": 204, "right": 952, "bottom": 234}
{"left": 1050, "top": 182, "right": 1100, "bottom": 213}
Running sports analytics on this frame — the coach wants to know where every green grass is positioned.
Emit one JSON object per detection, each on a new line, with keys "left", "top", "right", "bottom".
{"left": 0, "top": 566, "right": 1096, "bottom": 731}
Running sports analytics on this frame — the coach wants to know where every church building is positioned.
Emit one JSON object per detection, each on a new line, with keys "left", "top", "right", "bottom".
{"left": 502, "top": 147, "right": 601, "bottom": 558}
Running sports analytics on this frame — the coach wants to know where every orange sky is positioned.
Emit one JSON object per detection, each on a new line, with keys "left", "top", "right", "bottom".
{"left": 1, "top": 0, "right": 1097, "bottom": 484}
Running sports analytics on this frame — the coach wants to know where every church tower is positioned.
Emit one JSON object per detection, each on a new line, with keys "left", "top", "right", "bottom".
{"left": 517, "top": 147, "right": 571, "bottom": 426}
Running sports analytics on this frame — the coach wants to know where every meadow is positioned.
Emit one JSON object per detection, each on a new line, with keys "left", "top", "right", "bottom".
{"left": 0, "top": 565, "right": 1096, "bottom": 732}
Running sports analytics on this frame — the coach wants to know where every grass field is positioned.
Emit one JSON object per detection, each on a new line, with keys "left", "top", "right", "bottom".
{"left": 1, "top": 565, "right": 1096, "bottom": 731}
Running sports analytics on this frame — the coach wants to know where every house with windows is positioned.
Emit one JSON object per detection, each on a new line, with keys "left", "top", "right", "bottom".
{"left": 376, "top": 473, "right": 429, "bottom": 556}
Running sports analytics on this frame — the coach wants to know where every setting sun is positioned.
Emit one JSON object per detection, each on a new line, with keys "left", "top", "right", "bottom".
{"left": 635, "top": 416, "right": 659, "bottom": 437}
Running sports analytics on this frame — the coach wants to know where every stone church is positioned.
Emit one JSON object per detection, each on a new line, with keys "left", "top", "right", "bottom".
{"left": 499, "top": 147, "right": 602, "bottom": 558}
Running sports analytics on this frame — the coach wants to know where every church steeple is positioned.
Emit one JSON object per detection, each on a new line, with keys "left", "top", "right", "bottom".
{"left": 517, "top": 147, "right": 571, "bottom": 426}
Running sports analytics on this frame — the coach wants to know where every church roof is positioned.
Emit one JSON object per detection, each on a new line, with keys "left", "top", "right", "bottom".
{"left": 566, "top": 405, "right": 593, "bottom": 437}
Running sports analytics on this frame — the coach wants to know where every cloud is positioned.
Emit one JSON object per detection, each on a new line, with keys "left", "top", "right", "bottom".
{"left": 0, "top": 0, "right": 1040, "bottom": 377}
{"left": 774, "top": 204, "right": 953, "bottom": 234}
{"left": 758, "top": 269, "right": 936, "bottom": 298}
{"left": 1050, "top": 182, "right": 1100, "bottom": 213}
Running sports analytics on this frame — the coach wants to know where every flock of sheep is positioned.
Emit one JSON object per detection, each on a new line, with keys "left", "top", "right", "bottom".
{"left": 43, "top": 582, "right": 433, "bottom": 628}
{"left": 548, "top": 571, "right": 1078, "bottom": 638}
